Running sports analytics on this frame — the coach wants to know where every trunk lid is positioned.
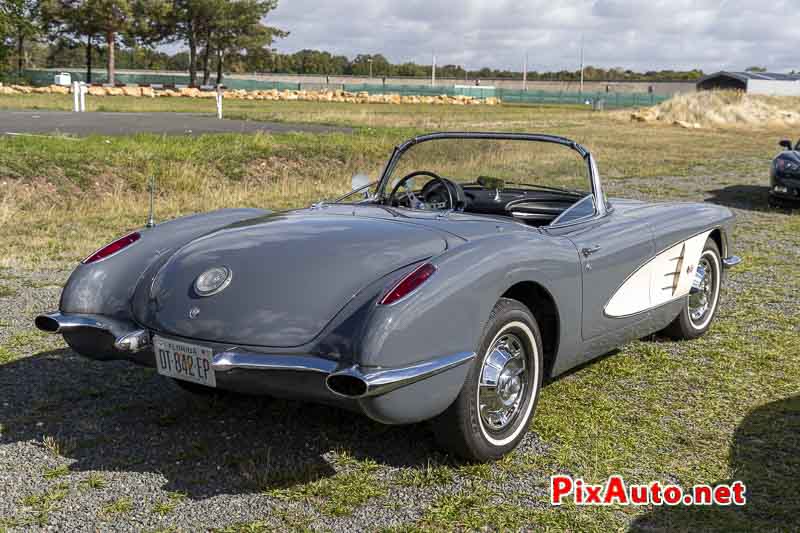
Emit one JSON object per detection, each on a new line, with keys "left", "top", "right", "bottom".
{"left": 134, "top": 212, "right": 447, "bottom": 347}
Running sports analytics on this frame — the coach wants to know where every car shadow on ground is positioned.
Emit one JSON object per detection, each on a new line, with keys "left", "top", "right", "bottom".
{"left": 704, "top": 184, "right": 799, "bottom": 212}
{"left": 0, "top": 349, "right": 452, "bottom": 499}
{"left": 629, "top": 394, "right": 800, "bottom": 531}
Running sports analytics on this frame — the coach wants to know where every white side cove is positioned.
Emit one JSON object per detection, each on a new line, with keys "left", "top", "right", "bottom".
{"left": 605, "top": 230, "right": 712, "bottom": 317}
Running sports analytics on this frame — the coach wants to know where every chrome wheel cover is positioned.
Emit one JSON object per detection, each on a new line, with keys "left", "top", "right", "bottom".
{"left": 688, "top": 253, "right": 716, "bottom": 326}
{"left": 478, "top": 332, "right": 528, "bottom": 432}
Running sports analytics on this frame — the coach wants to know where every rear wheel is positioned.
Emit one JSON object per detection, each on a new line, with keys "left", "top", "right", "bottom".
{"left": 662, "top": 238, "right": 722, "bottom": 340}
{"left": 432, "top": 298, "right": 543, "bottom": 462}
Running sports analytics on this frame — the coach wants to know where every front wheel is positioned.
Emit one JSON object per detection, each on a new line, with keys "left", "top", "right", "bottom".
{"left": 432, "top": 298, "right": 543, "bottom": 462}
{"left": 662, "top": 238, "right": 722, "bottom": 340}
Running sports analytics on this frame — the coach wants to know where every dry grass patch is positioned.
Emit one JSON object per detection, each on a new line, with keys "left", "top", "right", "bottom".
{"left": 629, "top": 90, "right": 800, "bottom": 129}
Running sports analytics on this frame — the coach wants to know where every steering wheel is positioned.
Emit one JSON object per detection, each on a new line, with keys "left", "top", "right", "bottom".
{"left": 388, "top": 170, "right": 460, "bottom": 211}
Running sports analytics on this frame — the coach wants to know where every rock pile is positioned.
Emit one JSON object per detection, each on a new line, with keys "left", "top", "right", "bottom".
{"left": 0, "top": 84, "right": 501, "bottom": 106}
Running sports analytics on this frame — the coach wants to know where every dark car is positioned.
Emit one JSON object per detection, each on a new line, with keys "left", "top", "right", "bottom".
{"left": 770, "top": 139, "right": 800, "bottom": 206}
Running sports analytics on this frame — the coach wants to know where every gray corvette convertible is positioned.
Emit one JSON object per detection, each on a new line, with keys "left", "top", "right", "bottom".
{"left": 36, "top": 132, "right": 741, "bottom": 461}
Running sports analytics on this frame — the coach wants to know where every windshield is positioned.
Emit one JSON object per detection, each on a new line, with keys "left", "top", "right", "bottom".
{"left": 381, "top": 137, "right": 591, "bottom": 196}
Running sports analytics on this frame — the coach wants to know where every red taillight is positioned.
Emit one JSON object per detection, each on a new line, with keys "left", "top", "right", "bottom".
{"left": 82, "top": 231, "right": 141, "bottom": 264}
{"left": 379, "top": 263, "right": 436, "bottom": 305}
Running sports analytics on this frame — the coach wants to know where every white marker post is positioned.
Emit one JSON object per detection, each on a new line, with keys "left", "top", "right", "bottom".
{"left": 216, "top": 85, "right": 223, "bottom": 119}
{"left": 79, "top": 83, "right": 87, "bottom": 112}
{"left": 72, "top": 81, "right": 80, "bottom": 112}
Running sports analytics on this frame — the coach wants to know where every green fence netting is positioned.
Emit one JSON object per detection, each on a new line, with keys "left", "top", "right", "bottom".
{"left": 22, "top": 69, "right": 299, "bottom": 91}
{"left": 22, "top": 69, "right": 668, "bottom": 108}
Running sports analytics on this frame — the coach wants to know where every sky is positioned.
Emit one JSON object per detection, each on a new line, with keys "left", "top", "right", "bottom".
{"left": 267, "top": 0, "right": 798, "bottom": 73}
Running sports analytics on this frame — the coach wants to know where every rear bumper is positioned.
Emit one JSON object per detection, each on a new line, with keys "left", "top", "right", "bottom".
{"left": 34, "top": 311, "right": 474, "bottom": 424}
{"left": 770, "top": 176, "right": 800, "bottom": 201}
{"left": 769, "top": 189, "right": 800, "bottom": 202}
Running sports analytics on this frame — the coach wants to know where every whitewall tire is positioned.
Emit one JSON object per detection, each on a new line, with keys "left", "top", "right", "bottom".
{"left": 433, "top": 298, "right": 543, "bottom": 462}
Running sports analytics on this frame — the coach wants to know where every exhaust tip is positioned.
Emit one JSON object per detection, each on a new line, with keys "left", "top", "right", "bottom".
{"left": 326, "top": 373, "right": 368, "bottom": 398}
{"left": 35, "top": 315, "right": 61, "bottom": 333}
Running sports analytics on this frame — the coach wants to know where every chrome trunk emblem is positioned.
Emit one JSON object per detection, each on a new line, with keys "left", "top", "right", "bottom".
{"left": 194, "top": 266, "right": 232, "bottom": 297}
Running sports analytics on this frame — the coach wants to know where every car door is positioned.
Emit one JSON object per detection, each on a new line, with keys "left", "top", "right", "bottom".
{"left": 546, "top": 209, "right": 656, "bottom": 352}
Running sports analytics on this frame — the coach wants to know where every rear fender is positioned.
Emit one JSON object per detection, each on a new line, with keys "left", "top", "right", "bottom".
{"left": 358, "top": 232, "right": 581, "bottom": 370}
{"left": 60, "top": 208, "right": 269, "bottom": 321}
{"left": 353, "top": 232, "right": 581, "bottom": 424}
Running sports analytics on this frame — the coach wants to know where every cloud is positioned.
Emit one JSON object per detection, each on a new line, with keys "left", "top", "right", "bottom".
{"left": 266, "top": 0, "right": 799, "bottom": 72}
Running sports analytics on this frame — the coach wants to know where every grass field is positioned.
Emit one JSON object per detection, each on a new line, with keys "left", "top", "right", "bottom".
{"left": 0, "top": 95, "right": 799, "bottom": 531}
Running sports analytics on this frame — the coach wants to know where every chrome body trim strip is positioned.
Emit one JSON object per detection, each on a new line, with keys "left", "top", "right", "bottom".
{"left": 212, "top": 351, "right": 338, "bottom": 374}
{"left": 326, "top": 351, "right": 477, "bottom": 399}
{"left": 722, "top": 255, "right": 742, "bottom": 268}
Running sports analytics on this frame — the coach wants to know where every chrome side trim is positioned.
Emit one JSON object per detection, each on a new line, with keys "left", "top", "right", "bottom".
{"left": 212, "top": 351, "right": 338, "bottom": 374}
{"left": 326, "top": 351, "right": 477, "bottom": 399}
{"left": 722, "top": 255, "right": 742, "bottom": 268}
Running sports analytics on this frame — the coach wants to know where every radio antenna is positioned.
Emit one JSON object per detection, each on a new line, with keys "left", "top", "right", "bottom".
{"left": 146, "top": 175, "right": 156, "bottom": 228}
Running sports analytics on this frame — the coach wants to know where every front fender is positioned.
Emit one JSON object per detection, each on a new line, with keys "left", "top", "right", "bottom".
{"left": 60, "top": 208, "right": 269, "bottom": 321}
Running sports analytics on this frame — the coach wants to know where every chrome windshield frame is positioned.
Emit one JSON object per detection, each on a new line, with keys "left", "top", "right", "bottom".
{"left": 375, "top": 132, "right": 605, "bottom": 218}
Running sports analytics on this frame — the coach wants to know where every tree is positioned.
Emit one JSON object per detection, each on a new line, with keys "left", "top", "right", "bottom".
{"left": 0, "top": 12, "right": 10, "bottom": 73}
{"left": 206, "top": 0, "right": 284, "bottom": 84}
{"left": 745, "top": 66, "right": 767, "bottom": 73}
{"left": 1, "top": 0, "right": 40, "bottom": 76}
{"left": 41, "top": 0, "right": 101, "bottom": 81}
{"left": 169, "top": 0, "right": 217, "bottom": 85}
{"left": 85, "top": 0, "right": 135, "bottom": 84}
{"left": 351, "top": 54, "right": 389, "bottom": 76}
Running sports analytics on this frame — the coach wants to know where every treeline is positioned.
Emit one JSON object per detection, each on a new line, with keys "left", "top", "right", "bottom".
{"left": 1, "top": 0, "right": 285, "bottom": 85}
{"left": 243, "top": 51, "right": 706, "bottom": 81}
{"left": 2, "top": 2, "right": 706, "bottom": 85}
{"left": 4, "top": 42, "right": 709, "bottom": 83}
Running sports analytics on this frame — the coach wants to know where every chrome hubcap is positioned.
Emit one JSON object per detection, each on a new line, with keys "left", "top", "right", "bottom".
{"left": 689, "top": 255, "right": 715, "bottom": 324}
{"left": 479, "top": 333, "right": 527, "bottom": 431}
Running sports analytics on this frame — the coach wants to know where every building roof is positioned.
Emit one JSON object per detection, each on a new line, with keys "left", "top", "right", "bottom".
{"left": 699, "top": 71, "right": 800, "bottom": 84}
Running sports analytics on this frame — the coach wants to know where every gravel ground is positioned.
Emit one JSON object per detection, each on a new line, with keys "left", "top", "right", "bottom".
{"left": 0, "top": 175, "right": 797, "bottom": 531}
{"left": 0, "top": 265, "right": 550, "bottom": 531}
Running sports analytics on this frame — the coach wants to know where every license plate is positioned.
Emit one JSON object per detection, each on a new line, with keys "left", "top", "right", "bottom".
{"left": 154, "top": 336, "right": 216, "bottom": 388}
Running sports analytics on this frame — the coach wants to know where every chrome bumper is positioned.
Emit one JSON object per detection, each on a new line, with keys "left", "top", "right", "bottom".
{"left": 212, "top": 348, "right": 475, "bottom": 399}
{"left": 35, "top": 312, "right": 475, "bottom": 400}
{"left": 35, "top": 312, "right": 151, "bottom": 353}
{"left": 212, "top": 351, "right": 337, "bottom": 374}
{"left": 324, "top": 352, "right": 476, "bottom": 399}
